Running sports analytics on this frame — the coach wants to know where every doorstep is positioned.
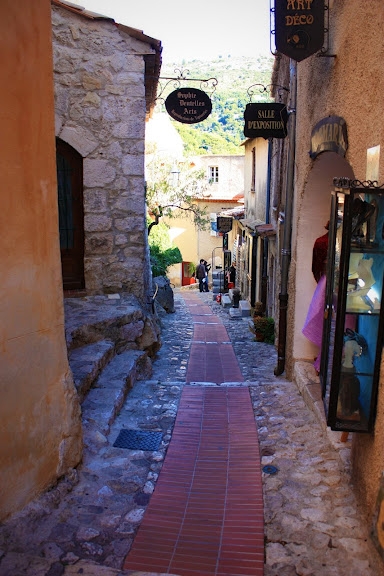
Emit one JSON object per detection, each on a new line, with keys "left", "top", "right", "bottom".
{"left": 294, "top": 361, "right": 352, "bottom": 471}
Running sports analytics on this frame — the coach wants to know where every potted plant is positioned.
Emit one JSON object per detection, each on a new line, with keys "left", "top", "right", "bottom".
{"left": 188, "top": 262, "right": 197, "bottom": 284}
{"left": 250, "top": 312, "right": 275, "bottom": 344}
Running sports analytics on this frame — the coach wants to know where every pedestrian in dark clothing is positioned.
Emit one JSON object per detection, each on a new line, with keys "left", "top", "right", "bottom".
{"left": 196, "top": 259, "right": 207, "bottom": 293}
{"left": 203, "top": 260, "right": 211, "bottom": 292}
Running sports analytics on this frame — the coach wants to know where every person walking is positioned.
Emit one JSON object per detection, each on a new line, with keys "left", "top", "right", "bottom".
{"left": 196, "top": 259, "right": 207, "bottom": 293}
{"left": 203, "top": 260, "right": 211, "bottom": 292}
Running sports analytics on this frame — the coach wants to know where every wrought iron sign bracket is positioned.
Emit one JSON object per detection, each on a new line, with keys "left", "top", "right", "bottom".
{"left": 156, "top": 67, "right": 218, "bottom": 105}
{"left": 246, "top": 83, "right": 289, "bottom": 103}
{"left": 317, "top": 1, "right": 336, "bottom": 58}
{"left": 333, "top": 178, "right": 384, "bottom": 190}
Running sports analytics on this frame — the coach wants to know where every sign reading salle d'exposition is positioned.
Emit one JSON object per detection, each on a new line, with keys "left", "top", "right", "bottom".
{"left": 165, "top": 88, "right": 212, "bottom": 124}
{"left": 275, "top": 0, "right": 325, "bottom": 62}
{"left": 244, "top": 103, "right": 288, "bottom": 139}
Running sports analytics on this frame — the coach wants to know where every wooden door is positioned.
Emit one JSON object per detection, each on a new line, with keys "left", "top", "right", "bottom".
{"left": 56, "top": 139, "right": 85, "bottom": 290}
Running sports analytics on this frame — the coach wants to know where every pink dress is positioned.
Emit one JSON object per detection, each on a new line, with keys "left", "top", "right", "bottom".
{"left": 302, "top": 274, "right": 327, "bottom": 372}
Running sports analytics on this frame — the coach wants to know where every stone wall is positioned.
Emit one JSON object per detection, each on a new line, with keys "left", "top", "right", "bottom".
{"left": 52, "top": 5, "right": 154, "bottom": 302}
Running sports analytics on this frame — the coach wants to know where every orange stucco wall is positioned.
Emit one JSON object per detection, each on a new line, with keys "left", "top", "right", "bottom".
{"left": 0, "top": 0, "right": 82, "bottom": 520}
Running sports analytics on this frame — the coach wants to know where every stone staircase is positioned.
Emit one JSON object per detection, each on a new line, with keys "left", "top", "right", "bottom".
{"left": 64, "top": 294, "right": 158, "bottom": 444}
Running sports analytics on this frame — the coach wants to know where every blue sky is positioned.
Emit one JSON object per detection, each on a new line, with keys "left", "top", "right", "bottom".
{"left": 70, "top": 0, "right": 273, "bottom": 62}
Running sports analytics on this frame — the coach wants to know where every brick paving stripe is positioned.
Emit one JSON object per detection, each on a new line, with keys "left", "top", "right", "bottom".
{"left": 124, "top": 293, "right": 264, "bottom": 575}
{"left": 123, "top": 387, "right": 264, "bottom": 576}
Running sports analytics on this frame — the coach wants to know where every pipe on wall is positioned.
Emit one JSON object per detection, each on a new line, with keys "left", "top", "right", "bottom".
{"left": 275, "top": 59, "right": 297, "bottom": 376}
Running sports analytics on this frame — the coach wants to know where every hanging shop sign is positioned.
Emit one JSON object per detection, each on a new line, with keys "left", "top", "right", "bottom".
{"left": 244, "top": 103, "right": 288, "bottom": 139}
{"left": 216, "top": 216, "right": 233, "bottom": 233}
{"left": 274, "top": 0, "right": 325, "bottom": 62}
{"left": 309, "top": 116, "right": 348, "bottom": 159}
{"left": 165, "top": 88, "right": 212, "bottom": 124}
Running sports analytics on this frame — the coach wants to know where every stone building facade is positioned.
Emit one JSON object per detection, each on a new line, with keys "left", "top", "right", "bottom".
{"left": 52, "top": 1, "right": 161, "bottom": 302}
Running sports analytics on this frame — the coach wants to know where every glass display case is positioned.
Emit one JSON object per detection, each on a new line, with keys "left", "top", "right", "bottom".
{"left": 320, "top": 178, "right": 384, "bottom": 432}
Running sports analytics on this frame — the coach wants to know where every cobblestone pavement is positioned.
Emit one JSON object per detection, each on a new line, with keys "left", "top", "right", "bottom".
{"left": 0, "top": 289, "right": 382, "bottom": 576}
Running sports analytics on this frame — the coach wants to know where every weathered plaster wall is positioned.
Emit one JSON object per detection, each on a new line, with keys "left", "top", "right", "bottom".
{"left": 279, "top": 0, "right": 384, "bottom": 522}
{"left": 52, "top": 5, "right": 154, "bottom": 301}
{"left": 0, "top": 0, "right": 82, "bottom": 520}
{"left": 243, "top": 138, "right": 269, "bottom": 224}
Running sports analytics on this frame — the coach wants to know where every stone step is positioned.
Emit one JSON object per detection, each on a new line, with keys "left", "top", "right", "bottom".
{"left": 68, "top": 340, "right": 116, "bottom": 403}
{"left": 239, "top": 300, "right": 251, "bottom": 316}
{"left": 221, "top": 294, "right": 232, "bottom": 308}
{"left": 81, "top": 350, "right": 152, "bottom": 438}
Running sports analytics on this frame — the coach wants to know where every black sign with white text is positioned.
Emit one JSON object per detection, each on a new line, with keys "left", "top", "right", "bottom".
{"left": 165, "top": 88, "right": 212, "bottom": 124}
{"left": 244, "top": 103, "right": 288, "bottom": 139}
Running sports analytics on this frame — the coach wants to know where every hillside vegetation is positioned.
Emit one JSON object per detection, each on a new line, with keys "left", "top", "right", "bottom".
{"left": 159, "top": 55, "right": 274, "bottom": 155}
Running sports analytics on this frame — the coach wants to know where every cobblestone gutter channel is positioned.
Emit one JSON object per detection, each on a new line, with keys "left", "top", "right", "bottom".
{"left": 0, "top": 289, "right": 381, "bottom": 575}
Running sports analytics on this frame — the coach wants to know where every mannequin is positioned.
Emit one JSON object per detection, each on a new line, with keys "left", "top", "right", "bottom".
{"left": 347, "top": 256, "right": 375, "bottom": 311}
{"left": 338, "top": 330, "right": 367, "bottom": 419}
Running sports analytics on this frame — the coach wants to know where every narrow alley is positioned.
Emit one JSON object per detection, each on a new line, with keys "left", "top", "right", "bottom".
{"left": 0, "top": 290, "right": 381, "bottom": 576}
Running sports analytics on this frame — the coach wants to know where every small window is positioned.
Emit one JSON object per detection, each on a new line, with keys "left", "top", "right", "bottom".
{"left": 209, "top": 166, "right": 219, "bottom": 183}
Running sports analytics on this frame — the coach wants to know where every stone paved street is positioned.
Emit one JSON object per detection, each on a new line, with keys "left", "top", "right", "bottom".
{"left": 0, "top": 289, "right": 382, "bottom": 575}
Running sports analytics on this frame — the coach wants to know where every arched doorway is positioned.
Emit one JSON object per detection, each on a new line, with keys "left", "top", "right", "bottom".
{"left": 56, "top": 139, "right": 85, "bottom": 290}
{"left": 293, "top": 151, "right": 354, "bottom": 363}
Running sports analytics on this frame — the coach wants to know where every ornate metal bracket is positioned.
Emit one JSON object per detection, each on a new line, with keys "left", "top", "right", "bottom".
{"left": 246, "top": 83, "right": 289, "bottom": 103}
{"left": 317, "top": 1, "right": 336, "bottom": 58}
{"left": 156, "top": 67, "right": 218, "bottom": 105}
{"left": 333, "top": 178, "right": 384, "bottom": 190}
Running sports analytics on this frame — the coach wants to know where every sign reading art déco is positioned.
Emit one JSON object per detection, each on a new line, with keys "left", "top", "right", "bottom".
{"left": 165, "top": 88, "right": 212, "bottom": 124}
{"left": 274, "top": 0, "right": 325, "bottom": 62}
{"left": 244, "top": 103, "right": 288, "bottom": 139}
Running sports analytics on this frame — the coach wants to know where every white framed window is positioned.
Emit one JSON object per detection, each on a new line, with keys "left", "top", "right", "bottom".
{"left": 209, "top": 166, "right": 219, "bottom": 183}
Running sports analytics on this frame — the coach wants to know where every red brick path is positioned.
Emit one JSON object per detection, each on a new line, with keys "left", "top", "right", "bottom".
{"left": 123, "top": 293, "right": 264, "bottom": 576}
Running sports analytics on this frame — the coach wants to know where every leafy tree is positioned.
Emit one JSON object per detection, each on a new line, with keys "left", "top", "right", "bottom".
{"left": 147, "top": 220, "right": 183, "bottom": 276}
{"left": 146, "top": 157, "right": 211, "bottom": 234}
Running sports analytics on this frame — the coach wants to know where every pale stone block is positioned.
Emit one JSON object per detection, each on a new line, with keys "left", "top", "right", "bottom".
{"left": 82, "top": 92, "right": 101, "bottom": 106}
{"left": 105, "top": 84, "right": 125, "bottom": 95}
{"left": 85, "top": 234, "right": 114, "bottom": 255}
{"left": 84, "top": 189, "right": 108, "bottom": 213}
{"left": 122, "top": 154, "right": 144, "bottom": 176}
{"left": 115, "top": 234, "right": 128, "bottom": 246}
{"left": 84, "top": 159, "right": 115, "bottom": 187}
{"left": 84, "top": 214, "right": 112, "bottom": 232}
{"left": 112, "top": 118, "right": 144, "bottom": 138}
{"left": 108, "top": 53, "right": 126, "bottom": 72}
{"left": 55, "top": 58, "right": 75, "bottom": 74}
{"left": 104, "top": 141, "right": 122, "bottom": 160}
{"left": 113, "top": 194, "right": 144, "bottom": 215}
{"left": 82, "top": 72, "right": 102, "bottom": 90}
{"left": 59, "top": 125, "right": 98, "bottom": 157}
{"left": 116, "top": 71, "right": 142, "bottom": 85}
{"left": 117, "top": 216, "right": 145, "bottom": 233}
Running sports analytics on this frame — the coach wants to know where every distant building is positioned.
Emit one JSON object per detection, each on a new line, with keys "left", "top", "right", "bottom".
{"left": 165, "top": 154, "right": 245, "bottom": 286}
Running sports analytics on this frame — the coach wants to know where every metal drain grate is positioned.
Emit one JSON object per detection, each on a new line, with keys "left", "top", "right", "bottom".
{"left": 113, "top": 429, "right": 162, "bottom": 451}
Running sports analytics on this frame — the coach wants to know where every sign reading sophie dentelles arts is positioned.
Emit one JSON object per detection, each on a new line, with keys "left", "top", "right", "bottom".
{"left": 274, "top": 0, "right": 325, "bottom": 62}
{"left": 165, "top": 88, "right": 212, "bottom": 124}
